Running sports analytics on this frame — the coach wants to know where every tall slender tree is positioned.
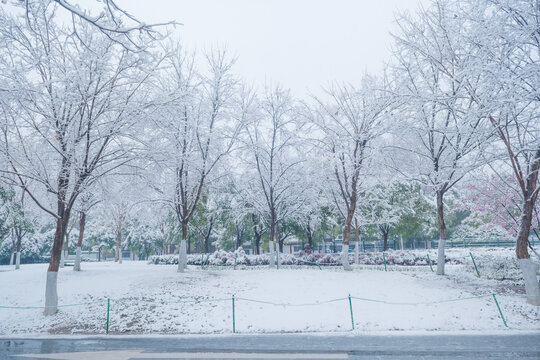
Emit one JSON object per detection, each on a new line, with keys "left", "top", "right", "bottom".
{"left": 311, "top": 77, "right": 391, "bottom": 270}
{"left": 392, "top": 1, "right": 487, "bottom": 274}
{"left": 149, "top": 45, "right": 243, "bottom": 272}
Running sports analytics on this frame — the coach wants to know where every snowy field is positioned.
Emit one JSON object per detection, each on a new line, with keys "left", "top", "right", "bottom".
{"left": 1, "top": 251, "right": 539, "bottom": 336}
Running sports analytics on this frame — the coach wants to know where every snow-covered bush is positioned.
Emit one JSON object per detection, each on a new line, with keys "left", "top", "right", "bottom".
{"left": 462, "top": 248, "right": 536, "bottom": 284}
{"left": 148, "top": 249, "right": 466, "bottom": 267}
{"left": 0, "top": 229, "right": 52, "bottom": 265}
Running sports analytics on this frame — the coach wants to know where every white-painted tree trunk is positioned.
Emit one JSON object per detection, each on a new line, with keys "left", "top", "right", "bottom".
{"left": 355, "top": 241, "right": 359, "bottom": 264}
{"left": 118, "top": 250, "right": 123, "bottom": 264}
{"left": 342, "top": 244, "right": 352, "bottom": 271}
{"left": 44, "top": 272, "right": 58, "bottom": 315}
{"left": 374, "top": 241, "right": 378, "bottom": 252}
{"left": 268, "top": 241, "right": 275, "bottom": 268}
{"left": 60, "top": 250, "right": 65, "bottom": 268}
{"left": 73, "top": 246, "right": 82, "bottom": 271}
{"left": 15, "top": 251, "right": 20, "bottom": 269}
{"left": 436, "top": 239, "right": 446, "bottom": 275}
{"left": 400, "top": 236, "right": 404, "bottom": 250}
{"left": 518, "top": 258, "right": 540, "bottom": 306}
{"left": 177, "top": 239, "right": 187, "bottom": 273}
{"left": 9, "top": 252, "right": 14, "bottom": 266}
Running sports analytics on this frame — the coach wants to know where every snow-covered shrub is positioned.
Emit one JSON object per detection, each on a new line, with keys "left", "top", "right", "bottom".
{"left": 0, "top": 230, "right": 52, "bottom": 265}
{"left": 148, "top": 249, "right": 466, "bottom": 267}
{"left": 462, "top": 248, "right": 535, "bottom": 284}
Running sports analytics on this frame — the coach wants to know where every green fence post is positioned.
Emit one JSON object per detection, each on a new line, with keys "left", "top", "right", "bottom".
{"left": 348, "top": 294, "right": 355, "bottom": 330}
{"left": 232, "top": 295, "right": 236, "bottom": 333}
{"left": 234, "top": 253, "right": 237, "bottom": 270}
{"left": 106, "top": 298, "right": 110, "bottom": 334}
{"left": 276, "top": 251, "right": 279, "bottom": 270}
{"left": 469, "top": 252, "right": 480, "bottom": 277}
{"left": 427, "top": 254, "right": 434, "bottom": 272}
{"left": 492, "top": 294, "right": 508, "bottom": 328}
{"left": 382, "top": 252, "right": 387, "bottom": 271}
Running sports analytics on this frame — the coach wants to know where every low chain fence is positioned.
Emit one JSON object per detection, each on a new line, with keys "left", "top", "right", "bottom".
{"left": 2, "top": 292, "right": 535, "bottom": 334}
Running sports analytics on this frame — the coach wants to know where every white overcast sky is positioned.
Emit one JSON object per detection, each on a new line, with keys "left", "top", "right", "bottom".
{"left": 117, "top": 1, "right": 423, "bottom": 96}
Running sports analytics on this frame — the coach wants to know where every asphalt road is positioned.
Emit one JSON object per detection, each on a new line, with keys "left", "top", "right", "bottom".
{"left": 1, "top": 334, "right": 539, "bottom": 360}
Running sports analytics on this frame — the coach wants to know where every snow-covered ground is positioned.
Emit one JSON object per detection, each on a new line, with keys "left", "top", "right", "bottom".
{"left": 0, "top": 254, "right": 539, "bottom": 335}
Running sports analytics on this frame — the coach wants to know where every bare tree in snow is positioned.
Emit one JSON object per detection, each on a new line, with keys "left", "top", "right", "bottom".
{"left": 148, "top": 44, "right": 243, "bottom": 272}
{"left": 239, "top": 86, "right": 308, "bottom": 266}
{"left": 310, "top": 77, "right": 392, "bottom": 270}
{"left": 0, "top": 4, "right": 159, "bottom": 314}
{"left": 392, "top": 1, "right": 488, "bottom": 274}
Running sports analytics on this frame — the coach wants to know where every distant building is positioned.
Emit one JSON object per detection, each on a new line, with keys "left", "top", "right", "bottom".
{"left": 282, "top": 236, "right": 303, "bottom": 254}
{"left": 318, "top": 234, "right": 360, "bottom": 253}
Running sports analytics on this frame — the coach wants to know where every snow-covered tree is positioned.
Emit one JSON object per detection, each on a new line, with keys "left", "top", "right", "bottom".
{"left": 238, "top": 86, "right": 308, "bottom": 266}
{"left": 463, "top": 173, "right": 539, "bottom": 242}
{"left": 391, "top": 1, "right": 488, "bottom": 274}
{"left": 0, "top": 185, "right": 16, "bottom": 254}
{"left": 72, "top": 190, "right": 100, "bottom": 271}
{"left": 0, "top": 4, "right": 159, "bottom": 313}
{"left": 356, "top": 182, "right": 416, "bottom": 251}
{"left": 460, "top": 0, "right": 540, "bottom": 304}
{"left": 310, "top": 77, "right": 392, "bottom": 270}
{"left": 148, "top": 44, "right": 243, "bottom": 272}
{"left": 0, "top": 184, "right": 33, "bottom": 268}
{"left": 393, "top": 0, "right": 540, "bottom": 303}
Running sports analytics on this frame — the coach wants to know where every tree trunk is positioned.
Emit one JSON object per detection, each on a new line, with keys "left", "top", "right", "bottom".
{"left": 59, "top": 233, "right": 66, "bottom": 268}
{"left": 436, "top": 190, "right": 447, "bottom": 275}
{"left": 379, "top": 224, "right": 390, "bottom": 252}
{"left": 254, "top": 231, "right": 261, "bottom": 255}
{"left": 9, "top": 230, "right": 15, "bottom": 265}
{"left": 204, "top": 217, "right": 214, "bottom": 254}
{"left": 362, "top": 236, "right": 366, "bottom": 253}
{"left": 178, "top": 221, "right": 188, "bottom": 272}
{"left": 161, "top": 224, "right": 169, "bottom": 255}
{"left": 252, "top": 214, "right": 261, "bottom": 255}
{"left": 275, "top": 223, "right": 281, "bottom": 267}
{"left": 45, "top": 212, "right": 68, "bottom": 316}
{"left": 516, "top": 199, "right": 540, "bottom": 305}
{"left": 342, "top": 210, "right": 354, "bottom": 271}
{"left": 115, "top": 227, "right": 122, "bottom": 264}
{"left": 306, "top": 223, "right": 313, "bottom": 248}
{"left": 235, "top": 224, "right": 242, "bottom": 250}
{"left": 268, "top": 217, "right": 276, "bottom": 268}
{"left": 354, "top": 219, "right": 359, "bottom": 244}
{"left": 74, "top": 212, "right": 85, "bottom": 272}
{"left": 15, "top": 233, "right": 21, "bottom": 270}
